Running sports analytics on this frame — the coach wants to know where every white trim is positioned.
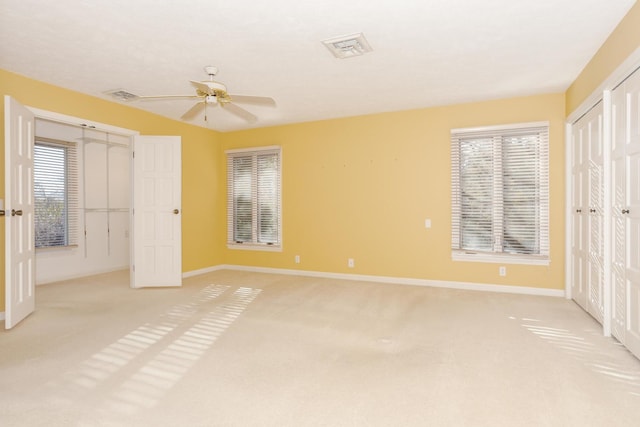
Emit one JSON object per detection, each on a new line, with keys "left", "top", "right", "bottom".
{"left": 602, "top": 90, "right": 613, "bottom": 337}
{"left": 451, "top": 120, "right": 549, "bottom": 134}
{"left": 564, "top": 121, "right": 573, "bottom": 300}
{"left": 182, "top": 265, "right": 227, "bottom": 278}
{"left": 225, "top": 145, "right": 280, "bottom": 155}
{"left": 35, "top": 266, "right": 129, "bottom": 285}
{"left": 227, "top": 243, "right": 282, "bottom": 252}
{"left": 0, "top": 312, "right": 5, "bottom": 321}
{"left": 186, "top": 264, "right": 565, "bottom": 298}
{"left": 452, "top": 251, "right": 550, "bottom": 266}
{"left": 27, "top": 107, "right": 139, "bottom": 136}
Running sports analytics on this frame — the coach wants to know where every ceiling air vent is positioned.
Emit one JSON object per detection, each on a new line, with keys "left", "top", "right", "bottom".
{"left": 105, "top": 89, "right": 139, "bottom": 102}
{"left": 322, "top": 32, "right": 372, "bottom": 59}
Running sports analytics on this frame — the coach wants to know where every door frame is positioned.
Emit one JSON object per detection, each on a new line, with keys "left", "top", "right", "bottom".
{"left": 28, "top": 107, "right": 139, "bottom": 141}
{"left": 21, "top": 106, "right": 139, "bottom": 285}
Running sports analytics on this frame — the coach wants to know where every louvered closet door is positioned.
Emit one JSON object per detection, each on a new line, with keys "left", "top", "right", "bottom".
{"left": 586, "top": 104, "right": 605, "bottom": 324}
{"left": 572, "top": 104, "right": 604, "bottom": 313}
{"left": 624, "top": 69, "right": 640, "bottom": 358}
{"left": 611, "top": 83, "right": 627, "bottom": 342}
{"left": 571, "top": 115, "right": 589, "bottom": 310}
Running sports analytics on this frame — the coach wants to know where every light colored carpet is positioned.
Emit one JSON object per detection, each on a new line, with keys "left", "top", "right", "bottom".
{"left": 1, "top": 269, "right": 640, "bottom": 426}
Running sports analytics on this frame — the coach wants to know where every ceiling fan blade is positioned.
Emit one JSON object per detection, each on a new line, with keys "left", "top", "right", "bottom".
{"left": 222, "top": 103, "right": 258, "bottom": 123}
{"left": 228, "top": 95, "right": 276, "bottom": 107}
{"left": 181, "top": 102, "right": 206, "bottom": 121}
{"left": 137, "top": 95, "right": 201, "bottom": 101}
{"left": 189, "top": 80, "right": 215, "bottom": 95}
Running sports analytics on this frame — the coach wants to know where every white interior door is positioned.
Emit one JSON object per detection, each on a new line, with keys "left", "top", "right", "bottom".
{"left": 571, "top": 103, "right": 607, "bottom": 325}
{"left": 132, "top": 135, "right": 182, "bottom": 288}
{"left": 4, "top": 96, "right": 35, "bottom": 329}
{"left": 571, "top": 114, "right": 589, "bottom": 310}
{"left": 587, "top": 104, "right": 605, "bottom": 324}
{"left": 624, "top": 70, "right": 640, "bottom": 357}
{"left": 611, "top": 83, "right": 627, "bottom": 342}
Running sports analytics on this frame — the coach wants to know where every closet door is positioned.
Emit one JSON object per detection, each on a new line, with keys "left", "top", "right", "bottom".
{"left": 611, "top": 84, "right": 627, "bottom": 342}
{"left": 571, "top": 103, "right": 604, "bottom": 317}
{"left": 624, "top": 70, "right": 640, "bottom": 357}
{"left": 587, "top": 105, "right": 605, "bottom": 324}
{"left": 571, "top": 115, "right": 589, "bottom": 309}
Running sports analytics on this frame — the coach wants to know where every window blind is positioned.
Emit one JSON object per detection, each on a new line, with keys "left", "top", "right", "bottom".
{"left": 34, "top": 140, "right": 79, "bottom": 248}
{"left": 256, "top": 153, "right": 279, "bottom": 244}
{"left": 226, "top": 147, "right": 281, "bottom": 247}
{"left": 451, "top": 123, "right": 549, "bottom": 259}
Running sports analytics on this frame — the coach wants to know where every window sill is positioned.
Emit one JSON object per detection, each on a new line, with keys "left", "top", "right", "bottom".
{"left": 227, "top": 243, "right": 282, "bottom": 252}
{"left": 36, "top": 245, "right": 79, "bottom": 253}
{"left": 452, "top": 251, "right": 549, "bottom": 266}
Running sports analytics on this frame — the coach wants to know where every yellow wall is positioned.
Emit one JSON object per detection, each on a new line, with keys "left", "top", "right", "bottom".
{"left": 4, "top": 0, "right": 640, "bottom": 313}
{"left": 221, "top": 93, "right": 566, "bottom": 290}
{"left": 566, "top": 1, "right": 640, "bottom": 114}
{"left": 1, "top": 69, "right": 224, "bottom": 309}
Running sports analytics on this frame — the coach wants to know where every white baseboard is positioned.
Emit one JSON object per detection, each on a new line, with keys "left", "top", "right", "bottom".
{"left": 0, "top": 312, "right": 4, "bottom": 321}
{"left": 182, "top": 265, "right": 227, "bottom": 278}
{"left": 184, "top": 264, "right": 565, "bottom": 298}
{"left": 36, "top": 265, "right": 130, "bottom": 285}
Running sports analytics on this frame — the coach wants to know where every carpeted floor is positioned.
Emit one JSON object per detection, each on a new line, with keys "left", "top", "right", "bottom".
{"left": 1, "top": 269, "right": 640, "bottom": 426}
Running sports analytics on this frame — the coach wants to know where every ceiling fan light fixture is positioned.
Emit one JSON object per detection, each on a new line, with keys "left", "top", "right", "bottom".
{"left": 322, "top": 32, "right": 372, "bottom": 59}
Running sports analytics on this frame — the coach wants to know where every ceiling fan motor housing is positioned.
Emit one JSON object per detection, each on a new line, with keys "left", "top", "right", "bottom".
{"left": 204, "top": 65, "right": 219, "bottom": 77}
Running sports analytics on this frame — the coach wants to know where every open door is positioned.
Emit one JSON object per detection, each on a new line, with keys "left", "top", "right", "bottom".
{"left": 131, "top": 135, "right": 182, "bottom": 288}
{"left": 4, "top": 96, "right": 36, "bottom": 329}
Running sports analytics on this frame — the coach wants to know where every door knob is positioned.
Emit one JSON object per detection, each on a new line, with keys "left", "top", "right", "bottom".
{"left": 11, "top": 209, "right": 23, "bottom": 216}
{"left": 173, "top": 209, "right": 180, "bottom": 215}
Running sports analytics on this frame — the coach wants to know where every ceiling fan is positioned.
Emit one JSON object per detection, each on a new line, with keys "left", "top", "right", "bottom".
{"left": 136, "top": 66, "right": 276, "bottom": 124}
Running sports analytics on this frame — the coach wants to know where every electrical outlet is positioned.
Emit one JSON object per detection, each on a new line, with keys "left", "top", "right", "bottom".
{"left": 425, "top": 218, "right": 432, "bottom": 228}
{"left": 499, "top": 266, "right": 506, "bottom": 276}
{"left": 295, "top": 255, "right": 300, "bottom": 264}
{"left": 348, "top": 258, "right": 355, "bottom": 268}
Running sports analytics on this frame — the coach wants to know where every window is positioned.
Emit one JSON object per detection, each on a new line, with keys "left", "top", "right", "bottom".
{"left": 450, "top": 122, "right": 549, "bottom": 264}
{"left": 34, "top": 140, "right": 78, "bottom": 248}
{"left": 226, "top": 146, "right": 281, "bottom": 250}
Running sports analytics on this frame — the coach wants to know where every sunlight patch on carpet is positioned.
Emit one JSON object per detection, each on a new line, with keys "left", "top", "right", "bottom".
{"left": 44, "top": 284, "right": 230, "bottom": 405}
{"left": 103, "top": 286, "right": 262, "bottom": 416}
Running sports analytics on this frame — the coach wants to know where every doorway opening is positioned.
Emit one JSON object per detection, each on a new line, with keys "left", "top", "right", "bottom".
{"left": 32, "top": 114, "right": 135, "bottom": 286}
{"left": 5, "top": 97, "right": 183, "bottom": 329}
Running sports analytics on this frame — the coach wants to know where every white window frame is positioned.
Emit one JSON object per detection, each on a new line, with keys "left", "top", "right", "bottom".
{"left": 226, "top": 145, "right": 282, "bottom": 251}
{"left": 451, "top": 121, "right": 550, "bottom": 265}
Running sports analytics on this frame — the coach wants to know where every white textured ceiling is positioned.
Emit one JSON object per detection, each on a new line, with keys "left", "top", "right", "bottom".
{"left": 0, "top": 0, "right": 636, "bottom": 132}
